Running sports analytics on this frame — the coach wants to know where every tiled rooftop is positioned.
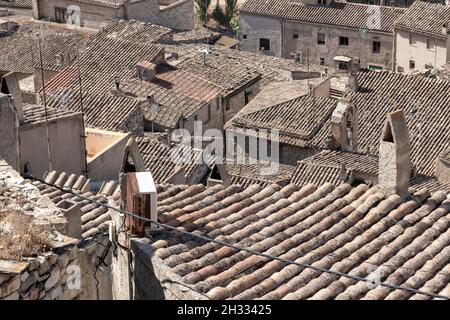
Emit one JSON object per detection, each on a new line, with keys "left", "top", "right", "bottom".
{"left": 0, "top": 22, "right": 92, "bottom": 74}
{"left": 21, "top": 104, "right": 81, "bottom": 126}
{"left": 394, "top": 1, "right": 450, "bottom": 40}
{"left": 150, "top": 181, "right": 450, "bottom": 300}
{"left": 45, "top": 90, "right": 143, "bottom": 134}
{"left": 136, "top": 136, "right": 216, "bottom": 184}
{"left": 93, "top": 19, "right": 172, "bottom": 43}
{"left": 240, "top": 0, "right": 405, "bottom": 33}
{"left": 227, "top": 94, "right": 337, "bottom": 147}
{"left": 0, "top": 0, "right": 31, "bottom": 8}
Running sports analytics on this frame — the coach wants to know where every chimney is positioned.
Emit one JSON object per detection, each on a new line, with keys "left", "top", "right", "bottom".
{"left": 2, "top": 72, "right": 24, "bottom": 123}
{"left": 114, "top": 76, "right": 121, "bottom": 92}
{"left": 330, "top": 97, "right": 358, "bottom": 152}
{"left": 442, "top": 23, "right": 449, "bottom": 36}
{"left": 136, "top": 60, "right": 156, "bottom": 82}
{"left": 378, "top": 110, "right": 410, "bottom": 197}
{"left": 56, "top": 199, "right": 82, "bottom": 239}
{"left": 122, "top": 172, "right": 158, "bottom": 236}
{"left": 348, "top": 73, "right": 359, "bottom": 93}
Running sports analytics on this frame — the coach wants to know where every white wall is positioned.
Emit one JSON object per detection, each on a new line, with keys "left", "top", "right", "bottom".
{"left": 395, "top": 30, "right": 448, "bottom": 73}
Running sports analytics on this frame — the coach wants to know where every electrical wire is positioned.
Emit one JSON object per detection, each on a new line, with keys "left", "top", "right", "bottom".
{"left": 25, "top": 173, "right": 450, "bottom": 300}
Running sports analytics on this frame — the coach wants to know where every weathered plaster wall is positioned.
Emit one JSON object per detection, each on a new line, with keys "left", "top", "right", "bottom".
{"left": 19, "top": 114, "right": 85, "bottom": 179}
{"left": 239, "top": 14, "right": 283, "bottom": 57}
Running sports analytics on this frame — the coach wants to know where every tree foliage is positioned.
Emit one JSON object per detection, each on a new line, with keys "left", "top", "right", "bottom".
{"left": 195, "top": 0, "right": 212, "bottom": 23}
{"left": 211, "top": 0, "right": 238, "bottom": 27}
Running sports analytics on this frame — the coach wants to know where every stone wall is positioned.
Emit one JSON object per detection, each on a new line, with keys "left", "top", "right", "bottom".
{"left": 0, "top": 94, "right": 20, "bottom": 172}
{"left": 282, "top": 21, "right": 394, "bottom": 70}
{"left": 0, "top": 239, "right": 112, "bottom": 300}
{"left": 128, "top": 0, "right": 194, "bottom": 30}
{"left": 34, "top": 0, "right": 123, "bottom": 29}
{"left": 0, "top": 161, "right": 113, "bottom": 300}
{"left": 239, "top": 14, "right": 283, "bottom": 57}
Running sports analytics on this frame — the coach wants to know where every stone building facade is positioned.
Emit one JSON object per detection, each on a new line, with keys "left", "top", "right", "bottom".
{"left": 238, "top": 0, "right": 405, "bottom": 71}
{"left": 32, "top": 0, "right": 194, "bottom": 30}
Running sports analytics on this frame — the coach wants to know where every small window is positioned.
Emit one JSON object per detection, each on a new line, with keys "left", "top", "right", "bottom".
{"left": 317, "top": 0, "right": 326, "bottom": 4}
{"left": 242, "top": 34, "right": 247, "bottom": 40}
{"left": 317, "top": 33, "right": 326, "bottom": 45}
{"left": 338, "top": 62, "right": 348, "bottom": 70}
{"left": 409, "top": 33, "right": 416, "bottom": 45}
{"left": 427, "top": 39, "right": 434, "bottom": 50}
{"left": 55, "top": 7, "right": 67, "bottom": 23}
{"left": 397, "top": 66, "right": 404, "bottom": 73}
{"left": 372, "top": 41, "right": 381, "bottom": 54}
{"left": 320, "top": 57, "right": 325, "bottom": 65}
{"left": 339, "top": 36, "right": 349, "bottom": 46}
{"left": 293, "top": 31, "right": 299, "bottom": 40}
{"left": 409, "top": 60, "right": 416, "bottom": 70}
{"left": 260, "top": 38, "right": 270, "bottom": 51}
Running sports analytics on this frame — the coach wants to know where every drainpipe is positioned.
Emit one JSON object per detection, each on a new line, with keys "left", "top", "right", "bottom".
{"left": 392, "top": 29, "right": 397, "bottom": 72}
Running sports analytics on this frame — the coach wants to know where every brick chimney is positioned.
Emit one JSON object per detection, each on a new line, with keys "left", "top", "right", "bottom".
{"left": 136, "top": 60, "right": 156, "bottom": 82}
{"left": 348, "top": 73, "right": 359, "bottom": 93}
{"left": 330, "top": 97, "right": 358, "bottom": 152}
{"left": 378, "top": 110, "right": 411, "bottom": 197}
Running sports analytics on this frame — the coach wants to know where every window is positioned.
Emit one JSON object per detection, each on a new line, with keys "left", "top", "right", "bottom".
{"left": 317, "top": 33, "right": 326, "bottom": 45}
{"left": 317, "top": 0, "right": 327, "bottom": 4}
{"left": 259, "top": 38, "right": 270, "bottom": 51}
{"left": 55, "top": 7, "right": 67, "bottom": 23}
{"left": 244, "top": 88, "right": 253, "bottom": 105}
{"left": 372, "top": 41, "right": 381, "bottom": 53}
{"left": 427, "top": 39, "right": 434, "bottom": 50}
{"left": 397, "top": 66, "right": 404, "bottom": 73}
{"left": 409, "top": 60, "right": 416, "bottom": 70}
{"left": 293, "top": 31, "right": 299, "bottom": 40}
{"left": 339, "top": 36, "right": 349, "bottom": 46}
{"left": 409, "top": 33, "right": 416, "bottom": 46}
{"left": 320, "top": 57, "right": 325, "bottom": 65}
{"left": 338, "top": 62, "right": 348, "bottom": 70}
{"left": 242, "top": 34, "right": 247, "bottom": 40}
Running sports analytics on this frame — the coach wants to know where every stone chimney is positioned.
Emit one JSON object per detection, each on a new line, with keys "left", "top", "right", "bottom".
{"left": 55, "top": 199, "right": 82, "bottom": 239}
{"left": 348, "top": 73, "right": 359, "bottom": 93}
{"left": 136, "top": 60, "right": 156, "bottom": 82}
{"left": 330, "top": 97, "right": 358, "bottom": 152}
{"left": 378, "top": 110, "right": 410, "bottom": 197}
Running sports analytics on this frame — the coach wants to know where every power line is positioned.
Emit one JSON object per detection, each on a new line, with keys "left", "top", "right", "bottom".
{"left": 24, "top": 173, "right": 450, "bottom": 300}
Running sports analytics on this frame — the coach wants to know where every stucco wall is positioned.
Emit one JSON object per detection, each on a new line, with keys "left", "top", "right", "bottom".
{"left": 395, "top": 30, "right": 448, "bottom": 73}
{"left": 239, "top": 14, "right": 283, "bottom": 57}
{"left": 19, "top": 114, "right": 85, "bottom": 179}
{"left": 86, "top": 131, "right": 130, "bottom": 182}
{"left": 282, "top": 21, "right": 393, "bottom": 70}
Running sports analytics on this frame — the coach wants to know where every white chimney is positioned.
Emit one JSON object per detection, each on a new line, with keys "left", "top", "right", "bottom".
{"left": 378, "top": 110, "right": 411, "bottom": 197}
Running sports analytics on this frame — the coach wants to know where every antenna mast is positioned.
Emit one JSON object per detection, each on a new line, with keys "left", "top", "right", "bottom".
{"left": 38, "top": 35, "right": 53, "bottom": 172}
{"left": 74, "top": 26, "right": 89, "bottom": 178}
